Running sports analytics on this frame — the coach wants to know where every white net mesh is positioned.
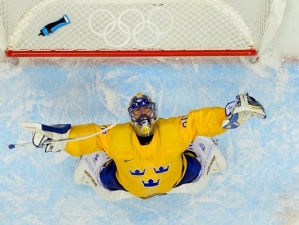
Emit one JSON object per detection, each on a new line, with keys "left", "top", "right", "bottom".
{"left": 0, "top": 0, "right": 273, "bottom": 55}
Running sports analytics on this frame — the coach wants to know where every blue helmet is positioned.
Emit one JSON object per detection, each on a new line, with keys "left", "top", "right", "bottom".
{"left": 128, "top": 93, "right": 158, "bottom": 137}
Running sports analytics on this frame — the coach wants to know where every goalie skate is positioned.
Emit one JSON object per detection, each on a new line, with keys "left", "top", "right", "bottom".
{"left": 186, "top": 137, "right": 226, "bottom": 175}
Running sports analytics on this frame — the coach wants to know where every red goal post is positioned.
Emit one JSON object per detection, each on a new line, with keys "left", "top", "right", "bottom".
{"left": 0, "top": 0, "right": 286, "bottom": 58}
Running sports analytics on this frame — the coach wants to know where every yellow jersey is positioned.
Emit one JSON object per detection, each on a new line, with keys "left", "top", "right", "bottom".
{"left": 65, "top": 107, "right": 227, "bottom": 198}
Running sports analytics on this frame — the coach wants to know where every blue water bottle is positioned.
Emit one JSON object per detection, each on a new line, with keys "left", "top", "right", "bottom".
{"left": 39, "top": 15, "right": 71, "bottom": 36}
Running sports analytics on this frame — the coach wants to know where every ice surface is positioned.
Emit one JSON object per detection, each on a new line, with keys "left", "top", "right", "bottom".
{"left": 1, "top": 0, "right": 299, "bottom": 225}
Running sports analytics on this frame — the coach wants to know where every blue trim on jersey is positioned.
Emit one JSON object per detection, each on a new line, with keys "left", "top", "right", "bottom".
{"left": 100, "top": 161, "right": 126, "bottom": 191}
{"left": 176, "top": 154, "right": 201, "bottom": 187}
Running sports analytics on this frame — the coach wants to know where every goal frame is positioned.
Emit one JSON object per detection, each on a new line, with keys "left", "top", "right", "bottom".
{"left": 0, "top": 0, "right": 286, "bottom": 59}
{"left": 5, "top": 49, "right": 257, "bottom": 57}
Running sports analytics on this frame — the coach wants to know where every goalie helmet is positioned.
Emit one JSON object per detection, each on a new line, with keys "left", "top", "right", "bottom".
{"left": 128, "top": 92, "right": 158, "bottom": 137}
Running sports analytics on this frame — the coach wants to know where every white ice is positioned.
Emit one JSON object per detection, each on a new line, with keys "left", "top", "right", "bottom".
{"left": 1, "top": 0, "right": 299, "bottom": 225}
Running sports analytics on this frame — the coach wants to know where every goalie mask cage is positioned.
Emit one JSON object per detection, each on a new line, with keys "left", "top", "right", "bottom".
{"left": 0, "top": 0, "right": 278, "bottom": 57}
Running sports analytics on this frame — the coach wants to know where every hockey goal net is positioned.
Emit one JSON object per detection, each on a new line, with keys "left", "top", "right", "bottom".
{"left": 0, "top": 0, "right": 275, "bottom": 57}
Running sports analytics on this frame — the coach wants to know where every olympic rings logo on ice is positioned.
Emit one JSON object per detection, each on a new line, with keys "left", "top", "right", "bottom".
{"left": 88, "top": 7, "right": 173, "bottom": 48}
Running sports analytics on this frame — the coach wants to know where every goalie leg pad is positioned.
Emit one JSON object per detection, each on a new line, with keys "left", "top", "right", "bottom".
{"left": 186, "top": 136, "right": 226, "bottom": 174}
{"left": 169, "top": 136, "right": 226, "bottom": 194}
{"left": 74, "top": 151, "right": 135, "bottom": 201}
{"left": 74, "top": 151, "right": 110, "bottom": 185}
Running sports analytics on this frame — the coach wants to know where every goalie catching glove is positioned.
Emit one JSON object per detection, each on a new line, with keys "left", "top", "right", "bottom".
{"left": 222, "top": 93, "right": 266, "bottom": 129}
{"left": 21, "top": 122, "right": 71, "bottom": 152}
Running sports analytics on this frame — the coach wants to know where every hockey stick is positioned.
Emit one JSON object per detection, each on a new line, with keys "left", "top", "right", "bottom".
{"left": 7, "top": 123, "right": 118, "bottom": 150}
